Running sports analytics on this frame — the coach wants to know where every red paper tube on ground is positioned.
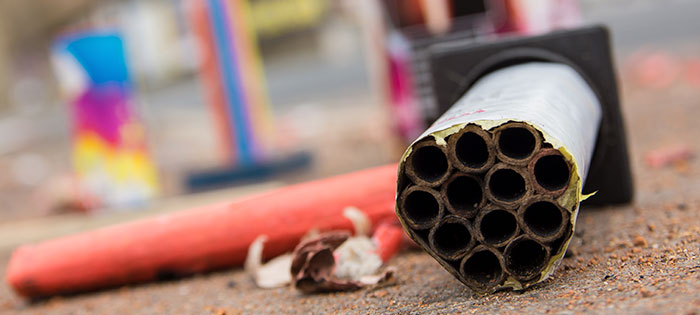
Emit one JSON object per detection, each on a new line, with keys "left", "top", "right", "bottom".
{"left": 6, "top": 164, "right": 398, "bottom": 298}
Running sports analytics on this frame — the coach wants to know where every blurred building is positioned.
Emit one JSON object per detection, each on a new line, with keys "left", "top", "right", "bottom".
{"left": 0, "top": 0, "right": 93, "bottom": 111}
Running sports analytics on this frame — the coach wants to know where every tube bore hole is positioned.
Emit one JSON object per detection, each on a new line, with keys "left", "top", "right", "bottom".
{"left": 433, "top": 222, "right": 472, "bottom": 256}
{"left": 534, "top": 154, "right": 570, "bottom": 191}
{"left": 480, "top": 210, "right": 518, "bottom": 245}
{"left": 498, "top": 127, "right": 536, "bottom": 159}
{"left": 462, "top": 250, "right": 503, "bottom": 285}
{"left": 455, "top": 132, "right": 489, "bottom": 168}
{"left": 411, "top": 146, "right": 448, "bottom": 183}
{"left": 524, "top": 201, "right": 563, "bottom": 237}
{"left": 446, "top": 176, "right": 482, "bottom": 214}
{"left": 404, "top": 190, "right": 440, "bottom": 227}
{"left": 506, "top": 239, "right": 548, "bottom": 277}
{"left": 489, "top": 169, "right": 526, "bottom": 201}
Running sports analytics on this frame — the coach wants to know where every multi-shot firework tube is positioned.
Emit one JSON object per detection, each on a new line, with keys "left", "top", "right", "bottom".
{"left": 396, "top": 62, "right": 601, "bottom": 293}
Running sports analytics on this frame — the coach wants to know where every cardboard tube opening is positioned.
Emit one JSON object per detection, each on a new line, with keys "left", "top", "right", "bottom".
{"left": 533, "top": 152, "right": 570, "bottom": 192}
{"left": 504, "top": 237, "right": 549, "bottom": 280}
{"left": 461, "top": 247, "right": 505, "bottom": 288}
{"left": 488, "top": 168, "right": 526, "bottom": 202}
{"left": 444, "top": 175, "right": 483, "bottom": 217}
{"left": 455, "top": 132, "right": 489, "bottom": 169}
{"left": 521, "top": 200, "right": 566, "bottom": 241}
{"left": 478, "top": 209, "right": 518, "bottom": 246}
{"left": 497, "top": 127, "right": 537, "bottom": 160}
{"left": 400, "top": 187, "right": 442, "bottom": 229}
{"left": 408, "top": 144, "right": 449, "bottom": 185}
{"left": 448, "top": 125, "right": 495, "bottom": 174}
{"left": 430, "top": 216, "right": 474, "bottom": 260}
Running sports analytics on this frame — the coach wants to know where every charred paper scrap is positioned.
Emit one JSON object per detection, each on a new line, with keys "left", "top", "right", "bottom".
{"left": 290, "top": 232, "right": 394, "bottom": 294}
{"left": 396, "top": 62, "right": 600, "bottom": 294}
{"left": 246, "top": 207, "right": 398, "bottom": 293}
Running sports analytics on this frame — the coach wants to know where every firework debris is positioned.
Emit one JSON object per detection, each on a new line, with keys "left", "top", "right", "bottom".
{"left": 247, "top": 208, "right": 402, "bottom": 293}
{"left": 6, "top": 164, "right": 398, "bottom": 298}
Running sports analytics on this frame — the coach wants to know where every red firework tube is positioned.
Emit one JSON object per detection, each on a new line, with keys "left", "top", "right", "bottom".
{"left": 372, "top": 221, "right": 405, "bottom": 262}
{"left": 6, "top": 164, "right": 399, "bottom": 298}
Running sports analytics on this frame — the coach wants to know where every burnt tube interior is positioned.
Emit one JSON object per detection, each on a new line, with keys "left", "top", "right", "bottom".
{"left": 479, "top": 210, "right": 518, "bottom": 245}
{"left": 489, "top": 169, "right": 526, "bottom": 201}
{"left": 523, "top": 201, "right": 564, "bottom": 237}
{"left": 534, "top": 154, "right": 570, "bottom": 191}
{"left": 498, "top": 127, "right": 536, "bottom": 159}
{"left": 505, "top": 238, "right": 548, "bottom": 277}
{"left": 432, "top": 221, "right": 472, "bottom": 257}
{"left": 411, "top": 145, "right": 449, "bottom": 183}
{"left": 403, "top": 189, "right": 440, "bottom": 228}
{"left": 455, "top": 132, "right": 489, "bottom": 168}
{"left": 462, "top": 250, "right": 503, "bottom": 286}
{"left": 446, "top": 176, "right": 482, "bottom": 214}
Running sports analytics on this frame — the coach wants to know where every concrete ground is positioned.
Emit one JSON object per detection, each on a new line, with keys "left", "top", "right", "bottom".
{"left": 2, "top": 0, "right": 700, "bottom": 313}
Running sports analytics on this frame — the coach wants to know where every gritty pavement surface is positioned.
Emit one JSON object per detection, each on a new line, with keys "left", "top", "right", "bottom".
{"left": 1, "top": 74, "right": 700, "bottom": 314}
{"left": 3, "top": 1, "right": 700, "bottom": 312}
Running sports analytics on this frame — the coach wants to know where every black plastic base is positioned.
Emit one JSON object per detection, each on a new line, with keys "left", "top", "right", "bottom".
{"left": 424, "top": 25, "right": 633, "bottom": 205}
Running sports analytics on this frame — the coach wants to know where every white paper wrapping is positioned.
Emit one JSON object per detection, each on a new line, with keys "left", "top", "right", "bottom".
{"left": 416, "top": 62, "right": 601, "bottom": 182}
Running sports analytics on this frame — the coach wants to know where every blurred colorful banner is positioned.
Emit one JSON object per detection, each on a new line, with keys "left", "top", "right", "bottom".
{"left": 52, "top": 32, "right": 159, "bottom": 208}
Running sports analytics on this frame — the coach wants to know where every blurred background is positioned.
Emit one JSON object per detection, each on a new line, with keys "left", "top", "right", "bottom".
{"left": 0, "top": 0, "right": 697, "bottom": 222}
